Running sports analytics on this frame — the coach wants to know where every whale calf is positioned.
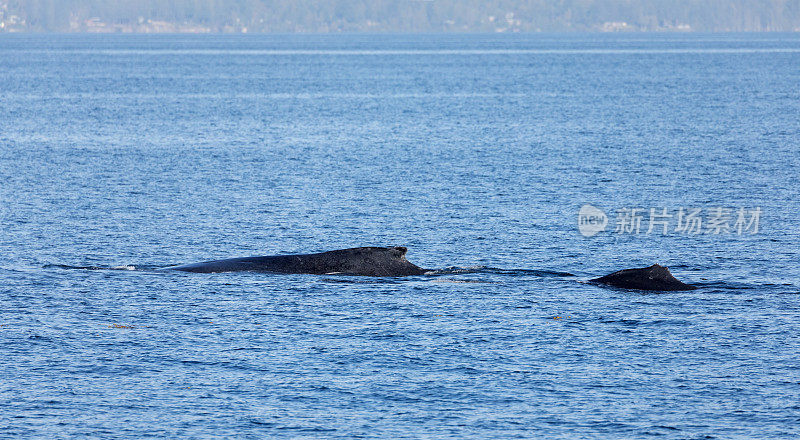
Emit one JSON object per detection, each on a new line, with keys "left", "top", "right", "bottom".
{"left": 164, "top": 246, "right": 427, "bottom": 276}
{"left": 590, "top": 264, "right": 696, "bottom": 291}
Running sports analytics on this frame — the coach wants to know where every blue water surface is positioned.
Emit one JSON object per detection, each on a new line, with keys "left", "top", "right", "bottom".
{"left": 1, "top": 33, "right": 799, "bottom": 438}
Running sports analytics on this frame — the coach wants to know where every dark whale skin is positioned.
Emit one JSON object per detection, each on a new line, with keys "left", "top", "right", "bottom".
{"left": 164, "top": 246, "right": 427, "bottom": 276}
{"left": 590, "top": 264, "right": 696, "bottom": 291}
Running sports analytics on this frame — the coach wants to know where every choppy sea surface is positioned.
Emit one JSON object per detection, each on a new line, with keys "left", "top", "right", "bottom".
{"left": 1, "top": 33, "right": 799, "bottom": 438}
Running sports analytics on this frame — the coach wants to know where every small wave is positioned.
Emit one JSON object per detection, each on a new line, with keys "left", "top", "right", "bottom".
{"left": 44, "top": 263, "right": 137, "bottom": 271}
{"left": 428, "top": 266, "right": 573, "bottom": 277}
{"left": 111, "top": 265, "right": 136, "bottom": 271}
{"left": 487, "top": 268, "right": 575, "bottom": 277}
{"left": 690, "top": 280, "right": 798, "bottom": 291}
{"left": 429, "top": 278, "right": 500, "bottom": 284}
{"left": 321, "top": 277, "right": 400, "bottom": 284}
{"left": 428, "top": 266, "right": 489, "bottom": 275}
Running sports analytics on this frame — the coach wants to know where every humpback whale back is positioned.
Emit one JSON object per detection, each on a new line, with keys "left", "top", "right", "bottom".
{"left": 590, "top": 264, "right": 696, "bottom": 291}
{"left": 165, "top": 246, "right": 427, "bottom": 276}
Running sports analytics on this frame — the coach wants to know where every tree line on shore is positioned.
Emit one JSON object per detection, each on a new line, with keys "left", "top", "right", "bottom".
{"left": 3, "top": 0, "right": 799, "bottom": 32}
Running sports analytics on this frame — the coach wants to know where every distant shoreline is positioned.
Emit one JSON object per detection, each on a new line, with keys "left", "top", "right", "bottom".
{"left": 3, "top": 0, "right": 799, "bottom": 34}
{"left": 2, "top": 30, "right": 799, "bottom": 35}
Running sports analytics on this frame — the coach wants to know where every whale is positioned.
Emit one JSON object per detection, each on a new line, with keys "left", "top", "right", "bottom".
{"left": 590, "top": 264, "right": 696, "bottom": 291}
{"left": 161, "top": 246, "right": 697, "bottom": 288}
{"left": 163, "top": 246, "right": 427, "bottom": 276}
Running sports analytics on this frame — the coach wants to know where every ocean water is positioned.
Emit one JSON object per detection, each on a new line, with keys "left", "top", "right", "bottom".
{"left": 1, "top": 33, "right": 799, "bottom": 438}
